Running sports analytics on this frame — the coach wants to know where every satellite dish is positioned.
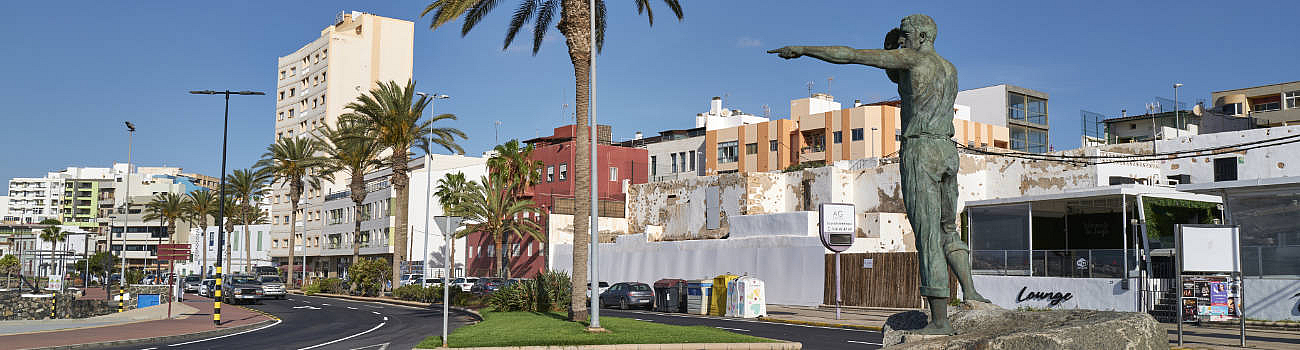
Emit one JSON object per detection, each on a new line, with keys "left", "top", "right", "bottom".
{"left": 1192, "top": 103, "right": 1204, "bottom": 117}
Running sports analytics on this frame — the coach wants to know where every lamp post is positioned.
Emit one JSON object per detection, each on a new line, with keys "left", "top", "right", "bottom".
{"left": 119, "top": 122, "right": 134, "bottom": 312}
{"left": 416, "top": 92, "right": 449, "bottom": 285}
{"left": 588, "top": 0, "right": 601, "bottom": 330}
{"left": 189, "top": 89, "right": 264, "bottom": 325}
{"left": 1174, "top": 83, "right": 1184, "bottom": 138}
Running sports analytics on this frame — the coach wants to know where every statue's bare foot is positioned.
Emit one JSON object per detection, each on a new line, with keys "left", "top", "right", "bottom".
{"left": 963, "top": 291, "right": 991, "bottom": 304}
{"left": 913, "top": 321, "right": 954, "bottom": 335}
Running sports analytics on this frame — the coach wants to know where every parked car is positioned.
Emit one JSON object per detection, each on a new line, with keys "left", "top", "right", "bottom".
{"left": 585, "top": 281, "right": 611, "bottom": 302}
{"left": 599, "top": 282, "right": 655, "bottom": 310}
{"left": 256, "top": 275, "right": 287, "bottom": 299}
{"left": 454, "top": 277, "right": 479, "bottom": 292}
{"left": 199, "top": 279, "right": 216, "bottom": 298}
{"left": 399, "top": 274, "right": 422, "bottom": 287}
{"left": 253, "top": 266, "right": 279, "bottom": 277}
{"left": 222, "top": 275, "right": 264, "bottom": 305}
{"left": 183, "top": 275, "right": 202, "bottom": 293}
{"left": 422, "top": 278, "right": 445, "bottom": 287}
{"left": 470, "top": 278, "right": 506, "bottom": 294}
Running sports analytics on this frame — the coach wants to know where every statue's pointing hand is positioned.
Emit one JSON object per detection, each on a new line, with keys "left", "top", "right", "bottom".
{"left": 768, "top": 47, "right": 802, "bottom": 59}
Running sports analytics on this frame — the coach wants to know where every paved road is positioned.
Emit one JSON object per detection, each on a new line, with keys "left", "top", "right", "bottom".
{"left": 600, "top": 309, "right": 884, "bottom": 349}
{"left": 102, "top": 293, "right": 471, "bottom": 350}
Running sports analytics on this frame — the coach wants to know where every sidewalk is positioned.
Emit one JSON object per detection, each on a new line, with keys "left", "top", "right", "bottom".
{"left": 0, "top": 298, "right": 273, "bottom": 350}
{"left": 0, "top": 301, "right": 198, "bottom": 336}
{"left": 759, "top": 305, "right": 1300, "bottom": 349}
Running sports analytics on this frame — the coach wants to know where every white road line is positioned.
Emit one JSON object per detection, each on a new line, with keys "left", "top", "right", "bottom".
{"left": 347, "top": 306, "right": 358, "bottom": 310}
{"left": 371, "top": 311, "right": 381, "bottom": 315}
{"left": 142, "top": 347, "right": 158, "bottom": 350}
{"left": 715, "top": 326, "right": 751, "bottom": 332}
{"left": 168, "top": 318, "right": 283, "bottom": 347}
{"left": 847, "top": 340, "right": 882, "bottom": 345}
{"left": 296, "top": 322, "right": 386, "bottom": 350}
{"left": 321, "top": 303, "right": 331, "bottom": 306}
{"left": 383, "top": 316, "right": 389, "bottom": 321}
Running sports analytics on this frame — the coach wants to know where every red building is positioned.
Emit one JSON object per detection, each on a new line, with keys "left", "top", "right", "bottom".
{"left": 464, "top": 125, "right": 649, "bottom": 277}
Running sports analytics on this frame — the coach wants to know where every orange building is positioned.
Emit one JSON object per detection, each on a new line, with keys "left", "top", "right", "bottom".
{"left": 705, "top": 94, "right": 1009, "bottom": 174}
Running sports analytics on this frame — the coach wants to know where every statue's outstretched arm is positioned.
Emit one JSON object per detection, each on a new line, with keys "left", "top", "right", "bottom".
{"left": 769, "top": 46, "right": 914, "bottom": 70}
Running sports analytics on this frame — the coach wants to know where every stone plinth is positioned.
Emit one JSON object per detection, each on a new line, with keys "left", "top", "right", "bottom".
{"left": 882, "top": 302, "right": 1165, "bottom": 349}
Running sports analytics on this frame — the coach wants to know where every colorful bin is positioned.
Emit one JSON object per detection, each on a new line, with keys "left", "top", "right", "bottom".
{"left": 725, "top": 276, "right": 767, "bottom": 318}
{"left": 709, "top": 274, "right": 739, "bottom": 316}
{"left": 686, "top": 279, "right": 713, "bottom": 315}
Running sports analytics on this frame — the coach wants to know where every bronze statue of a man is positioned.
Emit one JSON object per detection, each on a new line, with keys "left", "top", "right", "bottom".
{"left": 769, "top": 14, "right": 988, "bottom": 335}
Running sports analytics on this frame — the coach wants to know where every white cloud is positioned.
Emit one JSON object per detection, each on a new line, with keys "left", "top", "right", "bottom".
{"left": 735, "top": 37, "right": 762, "bottom": 48}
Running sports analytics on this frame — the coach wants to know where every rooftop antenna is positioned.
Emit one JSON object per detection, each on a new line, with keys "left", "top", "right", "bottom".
{"left": 806, "top": 81, "right": 815, "bottom": 97}
{"left": 561, "top": 103, "right": 570, "bottom": 123}
{"left": 762, "top": 104, "right": 771, "bottom": 118}
{"left": 827, "top": 76, "right": 834, "bottom": 94}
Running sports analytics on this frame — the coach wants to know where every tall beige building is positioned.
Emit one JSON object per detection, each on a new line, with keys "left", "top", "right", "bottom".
{"left": 269, "top": 11, "right": 413, "bottom": 274}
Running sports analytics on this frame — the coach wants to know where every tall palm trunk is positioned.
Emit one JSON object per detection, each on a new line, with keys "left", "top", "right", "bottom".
{"left": 287, "top": 183, "right": 301, "bottom": 288}
{"left": 390, "top": 154, "right": 410, "bottom": 290}
{"left": 496, "top": 233, "right": 508, "bottom": 278}
{"left": 559, "top": 0, "right": 593, "bottom": 322}
{"left": 350, "top": 175, "right": 365, "bottom": 290}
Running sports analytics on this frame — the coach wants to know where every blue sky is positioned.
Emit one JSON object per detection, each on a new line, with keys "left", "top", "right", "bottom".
{"left": 1, "top": 1, "right": 1294, "bottom": 194}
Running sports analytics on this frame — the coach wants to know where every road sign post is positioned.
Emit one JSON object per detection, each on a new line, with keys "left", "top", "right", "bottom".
{"left": 819, "top": 203, "right": 856, "bottom": 320}
{"left": 156, "top": 243, "right": 191, "bottom": 321}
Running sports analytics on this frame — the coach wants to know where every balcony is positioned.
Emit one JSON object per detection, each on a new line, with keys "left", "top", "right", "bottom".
{"left": 1249, "top": 107, "right": 1300, "bottom": 126}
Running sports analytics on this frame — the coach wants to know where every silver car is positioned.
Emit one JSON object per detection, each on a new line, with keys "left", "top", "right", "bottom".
{"left": 257, "top": 275, "right": 287, "bottom": 299}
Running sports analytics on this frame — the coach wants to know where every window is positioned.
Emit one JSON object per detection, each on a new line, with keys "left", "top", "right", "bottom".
{"left": 745, "top": 143, "right": 759, "bottom": 154}
{"left": 558, "top": 163, "right": 568, "bottom": 181}
{"left": 258, "top": 232, "right": 263, "bottom": 250}
{"left": 1253, "top": 101, "right": 1281, "bottom": 113}
{"left": 278, "top": 91, "right": 285, "bottom": 101}
{"left": 1026, "top": 97, "right": 1047, "bottom": 124}
{"left": 769, "top": 140, "right": 778, "bottom": 151}
{"left": 678, "top": 152, "right": 687, "bottom": 172}
{"left": 1130, "top": 123, "right": 1137, "bottom": 130}
{"left": 609, "top": 167, "right": 618, "bottom": 181}
{"left": 546, "top": 166, "right": 554, "bottom": 182}
{"left": 851, "top": 128, "right": 864, "bottom": 141}
{"left": 278, "top": 112, "right": 284, "bottom": 121}
{"left": 1222, "top": 103, "right": 1242, "bottom": 115}
{"left": 832, "top": 131, "right": 843, "bottom": 144}
{"left": 689, "top": 150, "right": 696, "bottom": 171}
{"left": 289, "top": 88, "right": 296, "bottom": 97}
{"left": 1287, "top": 91, "right": 1300, "bottom": 109}
{"left": 1214, "top": 157, "right": 1238, "bottom": 182}
{"left": 717, "top": 141, "right": 738, "bottom": 163}
{"left": 279, "top": 71, "right": 286, "bottom": 80}
{"left": 650, "top": 156, "right": 657, "bottom": 176}
{"left": 1008, "top": 93, "right": 1026, "bottom": 121}
{"left": 671, "top": 153, "right": 679, "bottom": 173}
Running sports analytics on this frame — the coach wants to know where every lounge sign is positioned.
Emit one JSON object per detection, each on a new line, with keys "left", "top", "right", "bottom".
{"left": 1015, "top": 286, "right": 1074, "bottom": 307}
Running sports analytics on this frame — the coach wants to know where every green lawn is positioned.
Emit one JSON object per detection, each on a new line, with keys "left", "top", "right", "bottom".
{"left": 417, "top": 311, "right": 777, "bottom": 348}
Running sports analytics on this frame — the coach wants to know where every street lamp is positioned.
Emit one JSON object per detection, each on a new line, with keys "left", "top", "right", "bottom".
{"left": 118, "top": 122, "right": 133, "bottom": 312}
{"left": 189, "top": 89, "right": 264, "bottom": 325}
{"left": 1174, "top": 83, "right": 1184, "bottom": 138}
{"left": 416, "top": 92, "right": 449, "bottom": 286}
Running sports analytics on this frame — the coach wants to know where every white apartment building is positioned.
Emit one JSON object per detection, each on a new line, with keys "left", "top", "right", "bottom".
{"left": 185, "top": 224, "right": 273, "bottom": 277}
{"left": 7, "top": 177, "right": 64, "bottom": 224}
{"left": 269, "top": 11, "right": 414, "bottom": 270}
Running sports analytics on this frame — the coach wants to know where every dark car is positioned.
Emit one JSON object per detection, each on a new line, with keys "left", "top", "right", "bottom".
{"left": 222, "top": 274, "right": 264, "bottom": 304}
{"left": 469, "top": 278, "right": 506, "bottom": 294}
{"left": 599, "top": 282, "right": 655, "bottom": 310}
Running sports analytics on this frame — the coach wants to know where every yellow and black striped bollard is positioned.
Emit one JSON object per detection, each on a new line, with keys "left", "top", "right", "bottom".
{"left": 51, "top": 295, "right": 56, "bottom": 319}
{"left": 118, "top": 287, "right": 124, "bottom": 313}
{"left": 213, "top": 266, "right": 222, "bottom": 325}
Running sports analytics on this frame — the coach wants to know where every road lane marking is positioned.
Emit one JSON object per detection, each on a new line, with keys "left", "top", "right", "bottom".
{"left": 371, "top": 311, "right": 381, "bottom": 315}
{"left": 347, "top": 343, "right": 389, "bottom": 350}
{"left": 293, "top": 306, "right": 322, "bottom": 310}
{"left": 321, "top": 303, "right": 331, "bottom": 306}
{"left": 168, "top": 319, "right": 282, "bottom": 347}
{"left": 847, "top": 340, "right": 882, "bottom": 345}
{"left": 296, "top": 322, "right": 386, "bottom": 350}
{"left": 347, "top": 306, "right": 358, "bottom": 310}
{"left": 715, "top": 326, "right": 751, "bottom": 332}
{"left": 383, "top": 316, "right": 389, "bottom": 321}
{"left": 143, "top": 347, "right": 158, "bottom": 350}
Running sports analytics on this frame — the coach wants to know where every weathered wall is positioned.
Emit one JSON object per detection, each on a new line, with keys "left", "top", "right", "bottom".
{"left": 625, "top": 173, "right": 748, "bottom": 241}
{"left": 1160, "top": 125, "right": 1300, "bottom": 184}
{"left": 546, "top": 214, "right": 630, "bottom": 275}
{"left": 0, "top": 291, "right": 120, "bottom": 320}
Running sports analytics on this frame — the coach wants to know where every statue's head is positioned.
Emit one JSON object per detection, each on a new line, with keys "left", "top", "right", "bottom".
{"left": 899, "top": 14, "right": 937, "bottom": 51}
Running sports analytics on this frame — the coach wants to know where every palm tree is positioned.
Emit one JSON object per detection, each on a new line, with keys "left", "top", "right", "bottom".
{"left": 143, "top": 193, "right": 186, "bottom": 274}
{"left": 341, "top": 80, "right": 466, "bottom": 287}
{"left": 184, "top": 189, "right": 218, "bottom": 278}
{"left": 454, "top": 174, "right": 544, "bottom": 278}
{"left": 486, "top": 140, "right": 542, "bottom": 276}
{"left": 257, "top": 137, "right": 327, "bottom": 288}
{"left": 433, "top": 172, "right": 473, "bottom": 278}
{"left": 39, "top": 219, "right": 66, "bottom": 279}
{"left": 315, "top": 122, "right": 384, "bottom": 271}
{"left": 226, "top": 168, "right": 271, "bottom": 273}
{"left": 422, "top": 0, "right": 683, "bottom": 320}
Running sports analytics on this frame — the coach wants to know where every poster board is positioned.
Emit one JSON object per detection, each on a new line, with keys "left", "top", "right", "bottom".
{"left": 1175, "top": 224, "right": 1244, "bottom": 346}
{"left": 1179, "top": 225, "right": 1241, "bottom": 273}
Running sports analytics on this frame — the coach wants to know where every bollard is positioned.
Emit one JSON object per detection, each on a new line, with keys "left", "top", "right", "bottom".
{"left": 51, "top": 295, "right": 56, "bottom": 319}
{"left": 118, "top": 287, "right": 124, "bottom": 313}
{"left": 213, "top": 266, "right": 222, "bottom": 325}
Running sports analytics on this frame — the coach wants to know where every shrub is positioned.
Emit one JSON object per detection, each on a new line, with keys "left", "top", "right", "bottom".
{"left": 486, "top": 270, "right": 572, "bottom": 312}
{"left": 347, "top": 258, "right": 391, "bottom": 297}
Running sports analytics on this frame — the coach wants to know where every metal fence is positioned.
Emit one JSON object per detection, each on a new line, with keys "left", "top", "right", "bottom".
{"left": 972, "top": 249, "right": 1136, "bottom": 278}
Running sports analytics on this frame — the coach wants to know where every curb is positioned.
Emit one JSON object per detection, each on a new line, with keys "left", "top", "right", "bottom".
{"left": 1202, "top": 320, "right": 1300, "bottom": 331}
{"left": 23, "top": 318, "right": 278, "bottom": 350}
{"left": 413, "top": 342, "right": 802, "bottom": 350}
{"left": 289, "top": 290, "right": 483, "bottom": 322}
{"left": 755, "top": 317, "right": 882, "bottom": 331}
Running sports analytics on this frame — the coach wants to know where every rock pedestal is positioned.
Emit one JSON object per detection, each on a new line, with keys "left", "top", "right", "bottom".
{"left": 882, "top": 301, "right": 1165, "bottom": 349}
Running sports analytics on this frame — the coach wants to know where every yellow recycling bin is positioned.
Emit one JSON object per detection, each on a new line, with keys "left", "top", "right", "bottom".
{"left": 709, "top": 274, "right": 739, "bottom": 316}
